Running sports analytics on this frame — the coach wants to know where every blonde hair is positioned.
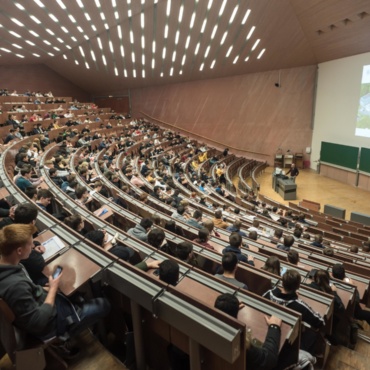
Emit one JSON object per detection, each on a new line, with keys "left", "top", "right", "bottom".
{"left": 0, "top": 224, "right": 37, "bottom": 256}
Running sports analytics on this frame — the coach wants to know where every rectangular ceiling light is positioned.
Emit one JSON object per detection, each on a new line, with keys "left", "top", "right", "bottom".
{"left": 199, "top": 63, "right": 204, "bottom": 71}
{"left": 211, "top": 25, "right": 217, "bottom": 39}
{"left": 34, "top": 0, "right": 45, "bottom": 8}
{"left": 166, "top": 0, "right": 171, "bottom": 17}
{"left": 152, "top": 41, "right": 156, "bottom": 53}
{"left": 194, "top": 42, "right": 200, "bottom": 55}
{"left": 246, "top": 26, "right": 255, "bottom": 40}
{"left": 219, "top": 0, "right": 227, "bottom": 16}
{"left": 257, "top": 48, "right": 265, "bottom": 59}
{"left": 56, "top": 0, "right": 66, "bottom": 9}
{"left": 251, "top": 39, "right": 260, "bottom": 50}
{"left": 76, "top": 0, "right": 84, "bottom": 8}
{"left": 95, "top": 0, "right": 101, "bottom": 8}
{"left": 204, "top": 45, "right": 210, "bottom": 58}
{"left": 229, "top": 5, "right": 239, "bottom": 24}
{"left": 226, "top": 45, "right": 233, "bottom": 57}
{"left": 201, "top": 19, "right": 207, "bottom": 33}
{"left": 175, "top": 30, "right": 180, "bottom": 45}
{"left": 120, "top": 45, "right": 125, "bottom": 57}
{"left": 207, "top": 0, "right": 213, "bottom": 10}
{"left": 242, "top": 9, "right": 251, "bottom": 25}
{"left": 190, "top": 12, "right": 196, "bottom": 28}
{"left": 141, "top": 12, "right": 145, "bottom": 28}
{"left": 178, "top": 5, "right": 184, "bottom": 22}
{"left": 49, "top": 14, "right": 59, "bottom": 22}
{"left": 91, "top": 50, "right": 96, "bottom": 61}
{"left": 69, "top": 15, "right": 76, "bottom": 23}
{"left": 30, "top": 15, "right": 41, "bottom": 24}
{"left": 210, "top": 59, "right": 216, "bottom": 68}
{"left": 11, "top": 18, "right": 24, "bottom": 27}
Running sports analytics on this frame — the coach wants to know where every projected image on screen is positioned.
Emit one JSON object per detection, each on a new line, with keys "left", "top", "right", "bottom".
{"left": 356, "top": 64, "right": 370, "bottom": 137}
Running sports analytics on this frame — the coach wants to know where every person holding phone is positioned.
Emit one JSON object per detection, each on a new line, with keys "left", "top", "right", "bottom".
{"left": 0, "top": 224, "right": 110, "bottom": 358}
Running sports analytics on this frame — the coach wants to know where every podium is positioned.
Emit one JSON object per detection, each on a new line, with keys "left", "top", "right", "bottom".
{"left": 272, "top": 173, "right": 297, "bottom": 200}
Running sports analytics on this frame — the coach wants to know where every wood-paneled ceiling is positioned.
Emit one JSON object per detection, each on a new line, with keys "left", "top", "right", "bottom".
{"left": 1, "top": 0, "right": 370, "bottom": 94}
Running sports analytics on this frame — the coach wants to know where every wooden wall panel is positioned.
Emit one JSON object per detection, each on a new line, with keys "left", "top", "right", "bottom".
{"left": 0, "top": 64, "right": 90, "bottom": 102}
{"left": 320, "top": 164, "right": 357, "bottom": 186}
{"left": 93, "top": 97, "right": 130, "bottom": 115}
{"left": 131, "top": 66, "right": 316, "bottom": 164}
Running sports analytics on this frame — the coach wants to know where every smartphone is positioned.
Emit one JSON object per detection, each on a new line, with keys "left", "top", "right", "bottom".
{"left": 52, "top": 265, "right": 63, "bottom": 279}
{"left": 153, "top": 269, "right": 159, "bottom": 276}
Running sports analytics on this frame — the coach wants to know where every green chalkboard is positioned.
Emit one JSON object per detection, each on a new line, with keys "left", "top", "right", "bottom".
{"left": 359, "top": 147, "right": 370, "bottom": 173}
{"left": 320, "top": 142, "right": 359, "bottom": 170}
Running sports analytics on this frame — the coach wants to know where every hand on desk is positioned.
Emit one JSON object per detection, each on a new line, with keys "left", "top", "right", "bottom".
{"left": 265, "top": 315, "right": 282, "bottom": 327}
{"left": 147, "top": 260, "right": 161, "bottom": 269}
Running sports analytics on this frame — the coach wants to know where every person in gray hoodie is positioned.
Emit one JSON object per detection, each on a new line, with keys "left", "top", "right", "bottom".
{"left": 127, "top": 218, "right": 153, "bottom": 242}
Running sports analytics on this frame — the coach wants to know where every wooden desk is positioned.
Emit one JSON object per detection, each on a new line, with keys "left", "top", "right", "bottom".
{"left": 93, "top": 205, "right": 113, "bottom": 220}
{"left": 43, "top": 248, "right": 101, "bottom": 296}
{"left": 34, "top": 230, "right": 68, "bottom": 261}
{"left": 0, "top": 187, "right": 10, "bottom": 199}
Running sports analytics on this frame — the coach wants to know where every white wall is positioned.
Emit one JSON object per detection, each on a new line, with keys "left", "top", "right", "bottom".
{"left": 312, "top": 52, "right": 370, "bottom": 169}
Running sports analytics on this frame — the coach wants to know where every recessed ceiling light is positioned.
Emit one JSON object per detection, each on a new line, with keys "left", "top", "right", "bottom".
{"left": 142, "top": 55, "right": 145, "bottom": 65}
{"left": 56, "top": 0, "right": 66, "bottom": 9}
{"left": 242, "top": 9, "right": 251, "bottom": 25}
{"left": 162, "top": 47, "right": 166, "bottom": 59}
{"left": 190, "top": 12, "right": 196, "bottom": 28}
{"left": 124, "top": 69, "right": 127, "bottom": 77}
{"left": 34, "top": 0, "right": 45, "bottom": 8}
{"left": 100, "top": 12, "right": 105, "bottom": 20}
{"left": 97, "top": 37, "right": 103, "bottom": 49}
{"left": 114, "top": 67, "right": 118, "bottom": 75}
{"left": 199, "top": 63, "right": 204, "bottom": 71}
{"left": 112, "top": 0, "right": 117, "bottom": 7}
{"left": 164, "top": 24, "right": 169, "bottom": 38}
{"left": 152, "top": 41, "right": 156, "bottom": 53}
{"left": 115, "top": 11, "right": 119, "bottom": 19}
{"left": 77, "top": 26, "right": 83, "bottom": 33}
{"left": 211, "top": 25, "right": 217, "bottom": 39}
{"left": 85, "top": 13, "right": 91, "bottom": 21}
{"left": 194, "top": 42, "right": 200, "bottom": 55}
{"left": 204, "top": 46, "right": 210, "bottom": 58}
{"left": 178, "top": 5, "right": 184, "bottom": 22}
{"left": 109, "top": 41, "right": 114, "bottom": 53}
{"left": 48, "top": 52, "right": 55, "bottom": 56}
{"left": 117, "top": 26, "right": 122, "bottom": 39}
{"left": 175, "top": 30, "right": 180, "bottom": 45}
{"left": 49, "top": 14, "right": 59, "bottom": 22}
{"left": 29, "top": 30, "right": 39, "bottom": 37}
{"left": 133, "top": 69, "right": 136, "bottom": 78}
{"left": 61, "top": 26, "right": 68, "bottom": 33}
{"left": 16, "top": 54, "right": 25, "bottom": 58}
{"left": 53, "top": 46, "right": 60, "bottom": 51}
{"left": 11, "top": 18, "right": 24, "bottom": 27}
{"left": 46, "top": 29, "right": 55, "bottom": 35}
{"left": 0, "top": 48, "right": 11, "bottom": 53}
{"left": 43, "top": 40, "right": 51, "bottom": 45}
{"left": 172, "top": 51, "right": 176, "bottom": 62}
{"left": 245, "top": 56, "right": 249, "bottom": 62}
{"left": 30, "top": 15, "right": 41, "bottom": 24}
{"left": 179, "top": 70, "right": 182, "bottom": 75}
{"left": 151, "top": 58, "right": 155, "bottom": 69}
{"left": 26, "top": 40, "right": 35, "bottom": 45}
{"left": 76, "top": 0, "right": 84, "bottom": 8}
{"left": 220, "top": 31, "right": 227, "bottom": 44}
{"left": 210, "top": 59, "right": 216, "bottom": 68}
{"left": 219, "top": 0, "right": 227, "bottom": 16}
{"left": 79, "top": 46, "right": 85, "bottom": 56}
{"left": 229, "top": 5, "right": 239, "bottom": 24}
{"left": 141, "top": 36, "right": 145, "bottom": 49}
{"left": 128, "top": 9, "right": 132, "bottom": 17}
{"left": 57, "top": 38, "right": 63, "bottom": 43}
{"left": 141, "top": 12, "right": 145, "bottom": 28}
{"left": 160, "top": 72, "right": 163, "bottom": 77}
{"left": 142, "top": 70, "right": 145, "bottom": 78}
{"left": 75, "top": 59, "right": 79, "bottom": 65}
{"left": 130, "top": 31, "right": 134, "bottom": 43}
{"left": 9, "top": 31, "right": 21, "bottom": 38}
{"left": 257, "top": 49, "right": 265, "bottom": 59}
{"left": 166, "top": 0, "right": 171, "bottom": 17}
{"left": 226, "top": 46, "right": 233, "bottom": 57}
{"left": 251, "top": 39, "right": 260, "bottom": 51}
{"left": 12, "top": 44, "right": 22, "bottom": 49}
{"left": 102, "top": 55, "right": 107, "bottom": 65}
{"left": 91, "top": 50, "right": 96, "bottom": 61}
{"left": 84, "top": 35, "right": 88, "bottom": 40}
{"left": 71, "top": 36, "right": 77, "bottom": 42}
{"left": 95, "top": 0, "right": 101, "bottom": 8}
{"left": 170, "top": 67, "right": 173, "bottom": 76}
{"left": 33, "top": 53, "right": 40, "bottom": 57}
{"left": 15, "top": 3, "right": 25, "bottom": 10}
{"left": 66, "top": 45, "right": 71, "bottom": 49}
{"left": 91, "top": 25, "right": 97, "bottom": 31}
{"left": 131, "top": 52, "right": 135, "bottom": 63}
{"left": 85, "top": 62, "right": 90, "bottom": 69}
{"left": 181, "top": 55, "right": 186, "bottom": 65}
{"left": 246, "top": 26, "right": 255, "bottom": 40}
{"left": 207, "top": 0, "right": 213, "bottom": 10}
{"left": 233, "top": 56, "right": 239, "bottom": 64}
{"left": 201, "top": 20, "right": 207, "bottom": 33}
{"left": 69, "top": 15, "right": 76, "bottom": 23}
{"left": 185, "top": 36, "right": 190, "bottom": 49}
{"left": 127, "top": 0, "right": 131, "bottom": 4}
{"left": 120, "top": 45, "right": 124, "bottom": 57}
{"left": 63, "top": 54, "right": 67, "bottom": 59}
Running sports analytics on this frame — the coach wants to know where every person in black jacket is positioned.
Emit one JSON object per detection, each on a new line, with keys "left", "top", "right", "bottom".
{"left": 214, "top": 293, "right": 282, "bottom": 370}
{"left": 263, "top": 269, "right": 324, "bottom": 354}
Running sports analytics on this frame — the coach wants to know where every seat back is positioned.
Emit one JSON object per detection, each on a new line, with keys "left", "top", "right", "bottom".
{"left": 0, "top": 298, "right": 19, "bottom": 363}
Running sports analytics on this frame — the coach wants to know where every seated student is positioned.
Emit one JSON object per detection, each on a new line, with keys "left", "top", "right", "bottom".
{"left": 212, "top": 210, "right": 229, "bottom": 229}
{"left": 127, "top": 218, "right": 153, "bottom": 242}
{"left": 74, "top": 185, "right": 91, "bottom": 209}
{"left": 214, "top": 293, "right": 282, "bottom": 370}
{"left": 159, "top": 259, "right": 180, "bottom": 286}
{"left": 248, "top": 230, "right": 258, "bottom": 241}
{"left": 171, "top": 205, "right": 188, "bottom": 223}
{"left": 222, "top": 233, "right": 254, "bottom": 266}
{"left": 0, "top": 224, "right": 110, "bottom": 357}
{"left": 248, "top": 219, "right": 260, "bottom": 233}
{"left": 263, "top": 269, "right": 324, "bottom": 355}
{"left": 226, "top": 220, "right": 247, "bottom": 237}
{"left": 261, "top": 256, "right": 281, "bottom": 276}
{"left": 287, "top": 250, "right": 299, "bottom": 266}
{"left": 193, "top": 228, "right": 215, "bottom": 250}
{"left": 173, "top": 241, "right": 197, "bottom": 266}
{"left": 311, "top": 234, "right": 324, "bottom": 249}
{"left": 15, "top": 167, "right": 35, "bottom": 192}
{"left": 36, "top": 189, "right": 54, "bottom": 212}
{"left": 215, "top": 252, "right": 248, "bottom": 290}
{"left": 332, "top": 264, "right": 370, "bottom": 324}
{"left": 164, "top": 220, "right": 184, "bottom": 237}
{"left": 186, "top": 210, "right": 203, "bottom": 229}
{"left": 148, "top": 228, "right": 166, "bottom": 249}
{"left": 64, "top": 214, "right": 87, "bottom": 235}
{"left": 277, "top": 235, "right": 294, "bottom": 252}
